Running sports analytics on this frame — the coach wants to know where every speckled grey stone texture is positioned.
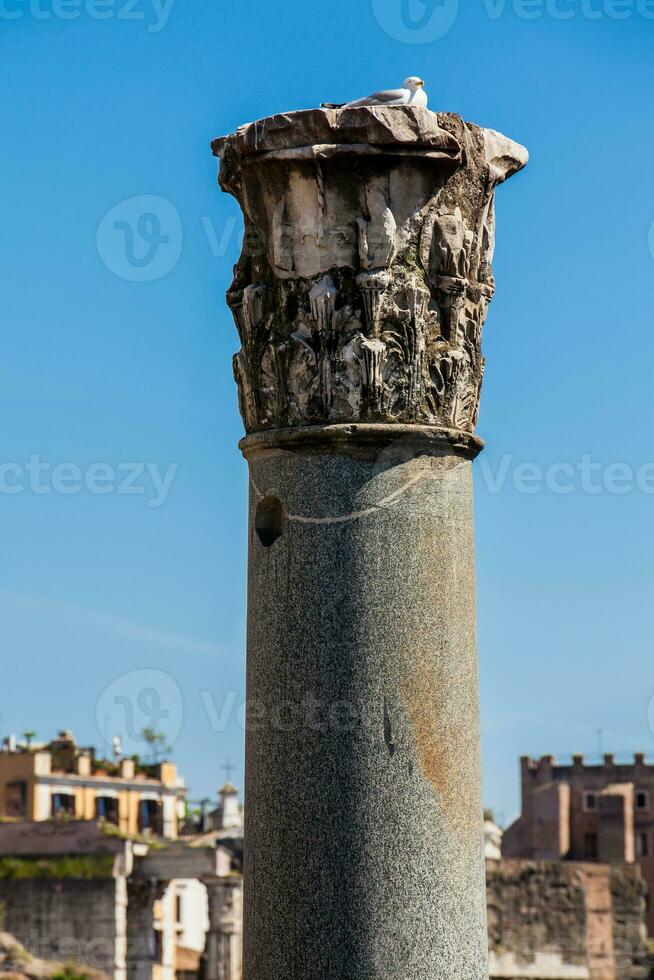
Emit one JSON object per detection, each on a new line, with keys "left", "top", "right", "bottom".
{"left": 241, "top": 431, "right": 488, "bottom": 979}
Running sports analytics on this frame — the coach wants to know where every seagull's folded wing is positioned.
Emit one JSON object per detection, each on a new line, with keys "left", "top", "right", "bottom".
{"left": 345, "top": 89, "right": 409, "bottom": 108}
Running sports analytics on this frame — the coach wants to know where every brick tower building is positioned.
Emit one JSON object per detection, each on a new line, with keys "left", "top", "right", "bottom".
{"left": 504, "top": 753, "right": 654, "bottom": 933}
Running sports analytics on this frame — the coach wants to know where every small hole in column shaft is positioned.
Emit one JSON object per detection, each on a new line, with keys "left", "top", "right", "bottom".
{"left": 255, "top": 495, "right": 286, "bottom": 547}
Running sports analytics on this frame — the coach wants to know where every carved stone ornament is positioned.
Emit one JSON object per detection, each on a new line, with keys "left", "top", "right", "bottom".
{"left": 212, "top": 106, "right": 528, "bottom": 436}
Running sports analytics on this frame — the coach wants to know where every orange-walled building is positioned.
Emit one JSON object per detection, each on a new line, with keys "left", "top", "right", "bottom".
{"left": 0, "top": 730, "right": 185, "bottom": 840}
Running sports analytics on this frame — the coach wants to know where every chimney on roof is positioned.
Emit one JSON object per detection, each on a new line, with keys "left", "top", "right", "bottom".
{"left": 121, "top": 758, "right": 135, "bottom": 779}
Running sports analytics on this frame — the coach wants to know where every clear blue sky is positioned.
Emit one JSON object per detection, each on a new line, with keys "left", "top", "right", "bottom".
{"left": 2, "top": 0, "right": 653, "bottom": 823}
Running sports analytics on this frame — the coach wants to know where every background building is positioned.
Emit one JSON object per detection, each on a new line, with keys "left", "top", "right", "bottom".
{"left": 174, "top": 781, "right": 245, "bottom": 980}
{"left": 0, "top": 730, "right": 186, "bottom": 839}
{"left": 504, "top": 754, "right": 654, "bottom": 934}
{"left": 0, "top": 818, "right": 241, "bottom": 980}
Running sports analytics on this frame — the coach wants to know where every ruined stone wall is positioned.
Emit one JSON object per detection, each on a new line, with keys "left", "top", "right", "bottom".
{"left": 0, "top": 877, "right": 121, "bottom": 975}
{"left": 610, "top": 865, "right": 651, "bottom": 980}
{"left": 487, "top": 858, "right": 588, "bottom": 978}
{"left": 486, "top": 859, "right": 650, "bottom": 980}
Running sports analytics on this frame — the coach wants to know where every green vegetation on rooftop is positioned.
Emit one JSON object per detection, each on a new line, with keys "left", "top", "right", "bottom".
{"left": 0, "top": 854, "right": 116, "bottom": 881}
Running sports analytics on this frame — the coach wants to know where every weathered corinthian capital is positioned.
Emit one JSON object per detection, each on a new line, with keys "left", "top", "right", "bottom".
{"left": 212, "top": 107, "right": 527, "bottom": 438}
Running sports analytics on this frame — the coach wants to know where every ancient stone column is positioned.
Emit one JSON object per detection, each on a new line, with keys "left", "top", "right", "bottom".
{"left": 202, "top": 877, "right": 243, "bottom": 980}
{"left": 126, "top": 878, "right": 163, "bottom": 980}
{"left": 212, "top": 105, "right": 527, "bottom": 979}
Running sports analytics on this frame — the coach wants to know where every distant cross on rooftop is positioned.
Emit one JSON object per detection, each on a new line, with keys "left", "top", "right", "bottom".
{"left": 222, "top": 759, "right": 235, "bottom": 783}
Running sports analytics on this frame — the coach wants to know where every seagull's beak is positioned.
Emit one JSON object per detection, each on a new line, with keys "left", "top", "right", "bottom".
{"left": 417, "top": 80, "right": 425, "bottom": 87}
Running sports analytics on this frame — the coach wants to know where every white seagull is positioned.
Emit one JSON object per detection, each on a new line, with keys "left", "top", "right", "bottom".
{"left": 322, "top": 76, "right": 428, "bottom": 110}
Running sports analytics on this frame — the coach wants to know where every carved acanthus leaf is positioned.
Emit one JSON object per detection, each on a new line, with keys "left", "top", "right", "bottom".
{"left": 214, "top": 106, "right": 527, "bottom": 435}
